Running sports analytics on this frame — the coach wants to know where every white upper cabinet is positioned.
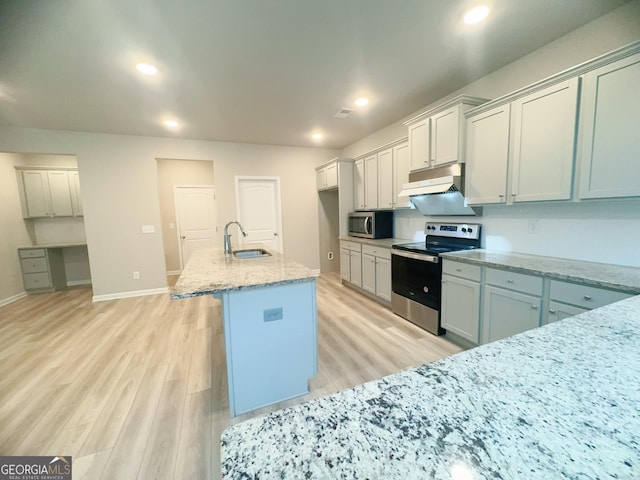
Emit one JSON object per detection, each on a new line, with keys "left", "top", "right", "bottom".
{"left": 316, "top": 161, "right": 339, "bottom": 191}
{"left": 18, "top": 169, "right": 76, "bottom": 218}
{"left": 465, "top": 104, "right": 511, "bottom": 205}
{"left": 70, "top": 171, "right": 83, "bottom": 216}
{"left": 364, "top": 154, "right": 378, "bottom": 210}
{"left": 431, "top": 106, "right": 460, "bottom": 166}
{"left": 377, "top": 148, "right": 393, "bottom": 209}
{"left": 354, "top": 159, "right": 365, "bottom": 210}
{"left": 578, "top": 51, "right": 640, "bottom": 199}
{"left": 393, "top": 142, "right": 412, "bottom": 208}
{"left": 510, "top": 78, "right": 579, "bottom": 203}
{"left": 408, "top": 118, "right": 430, "bottom": 171}
{"left": 405, "top": 96, "right": 488, "bottom": 173}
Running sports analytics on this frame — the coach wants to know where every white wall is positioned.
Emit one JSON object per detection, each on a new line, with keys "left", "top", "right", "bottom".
{"left": 344, "top": 1, "right": 640, "bottom": 269}
{"left": 0, "top": 128, "right": 337, "bottom": 299}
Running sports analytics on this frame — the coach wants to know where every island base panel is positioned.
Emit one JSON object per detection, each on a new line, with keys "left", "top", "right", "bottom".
{"left": 222, "top": 280, "right": 318, "bottom": 417}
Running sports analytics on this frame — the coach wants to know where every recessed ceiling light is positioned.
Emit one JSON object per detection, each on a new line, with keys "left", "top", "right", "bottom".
{"left": 464, "top": 6, "right": 490, "bottom": 25}
{"left": 311, "top": 132, "right": 323, "bottom": 141}
{"left": 355, "top": 98, "right": 369, "bottom": 107}
{"left": 136, "top": 63, "right": 158, "bottom": 75}
{"left": 163, "top": 120, "right": 179, "bottom": 128}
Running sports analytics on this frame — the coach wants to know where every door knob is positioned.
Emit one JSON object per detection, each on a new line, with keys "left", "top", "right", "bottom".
{"left": 181, "top": 235, "right": 186, "bottom": 239}
{"left": 274, "top": 232, "right": 278, "bottom": 236}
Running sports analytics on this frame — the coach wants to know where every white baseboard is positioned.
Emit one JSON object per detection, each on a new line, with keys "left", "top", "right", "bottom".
{"left": 92, "top": 287, "right": 169, "bottom": 303}
{"left": 0, "top": 291, "right": 27, "bottom": 308}
{"left": 67, "top": 280, "right": 93, "bottom": 287}
{"left": 167, "top": 270, "right": 182, "bottom": 276}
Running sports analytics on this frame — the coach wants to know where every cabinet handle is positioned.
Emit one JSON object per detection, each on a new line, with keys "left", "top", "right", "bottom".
{"left": 511, "top": 193, "right": 516, "bottom": 197}
{"left": 583, "top": 295, "right": 592, "bottom": 301}
{"left": 549, "top": 309, "right": 556, "bottom": 314}
{"left": 507, "top": 279, "right": 514, "bottom": 283}
{"left": 531, "top": 305, "right": 538, "bottom": 310}
{"left": 456, "top": 268, "right": 462, "bottom": 272}
{"left": 498, "top": 194, "right": 504, "bottom": 198}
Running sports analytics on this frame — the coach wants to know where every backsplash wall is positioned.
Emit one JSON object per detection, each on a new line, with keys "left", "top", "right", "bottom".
{"left": 394, "top": 197, "right": 640, "bottom": 268}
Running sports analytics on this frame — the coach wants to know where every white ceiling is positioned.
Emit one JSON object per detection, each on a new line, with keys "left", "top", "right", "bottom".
{"left": 0, "top": 0, "right": 630, "bottom": 149}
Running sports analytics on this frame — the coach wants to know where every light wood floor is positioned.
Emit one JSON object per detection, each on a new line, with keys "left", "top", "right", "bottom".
{"left": 0, "top": 272, "right": 464, "bottom": 479}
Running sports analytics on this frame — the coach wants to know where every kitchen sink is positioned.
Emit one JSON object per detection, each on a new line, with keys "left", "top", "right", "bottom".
{"left": 233, "top": 248, "right": 272, "bottom": 259}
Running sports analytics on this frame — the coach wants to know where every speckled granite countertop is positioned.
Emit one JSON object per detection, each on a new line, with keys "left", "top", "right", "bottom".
{"left": 221, "top": 294, "right": 640, "bottom": 479}
{"left": 170, "top": 247, "right": 318, "bottom": 299}
{"left": 339, "top": 236, "right": 412, "bottom": 248}
{"left": 441, "top": 249, "right": 640, "bottom": 294}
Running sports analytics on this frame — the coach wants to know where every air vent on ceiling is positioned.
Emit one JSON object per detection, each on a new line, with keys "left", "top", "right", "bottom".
{"left": 334, "top": 107, "right": 354, "bottom": 118}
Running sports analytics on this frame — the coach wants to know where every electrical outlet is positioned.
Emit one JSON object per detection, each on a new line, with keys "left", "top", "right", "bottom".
{"left": 328, "top": 252, "right": 334, "bottom": 260}
{"left": 528, "top": 219, "right": 539, "bottom": 234}
{"left": 133, "top": 271, "right": 140, "bottom": 279}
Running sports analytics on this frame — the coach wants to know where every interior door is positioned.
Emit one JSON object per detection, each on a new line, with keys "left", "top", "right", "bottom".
{"left": 235, "top": 177, "right": 283, "bottom": 252}
{"left": 174, "top": 186, "right": 217, "bottom": 269}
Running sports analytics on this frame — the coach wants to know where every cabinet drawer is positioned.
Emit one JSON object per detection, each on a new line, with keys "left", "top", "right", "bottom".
{"left": 362, "top": 244, "right": 391, "bottom": 259}
{"left": 21, "top": 257, "right": 49, "bottom": 274}
{"left": 442, "top": 260, "right": 481, "bottom": 282}
{"left": 19, "top": 248, "right": 46, "bottom": 259}
{"left": 23, "top": 272, "right": 52, "bottom": 290}
{"left": 485, "top": 268, "right": 542, "bottom": 296}
{"left": 549, "top": 280, "right": 632, "bottom": 310}
{"left": 340, "top": 240, "right": 361, "bottom": 252}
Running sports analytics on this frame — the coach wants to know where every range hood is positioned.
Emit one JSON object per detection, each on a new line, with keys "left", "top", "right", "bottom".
{"left": 398, "top": 164, "right": 482, "bottom": 216}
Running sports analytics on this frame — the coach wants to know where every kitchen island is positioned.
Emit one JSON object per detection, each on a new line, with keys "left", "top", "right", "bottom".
{"left": 171, "top": 246, "right": 319, "bottom": 417}
{"left": 221, "top": 294, "right": 640, "bottom": 479}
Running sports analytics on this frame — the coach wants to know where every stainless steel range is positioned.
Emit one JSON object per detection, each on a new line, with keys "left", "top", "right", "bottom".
{"left": 391, "top": 222, "right": 481, "bottom": 335}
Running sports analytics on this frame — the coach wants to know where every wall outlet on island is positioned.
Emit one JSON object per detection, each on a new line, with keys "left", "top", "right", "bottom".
{"left": 528, "top": 218, "right": 539, "bottom": 234}
{"left": 133, "top": 271, "right": 140, "bottom": 279}
{"left": 328, "top": 252, "right": 334, "bottom": 260}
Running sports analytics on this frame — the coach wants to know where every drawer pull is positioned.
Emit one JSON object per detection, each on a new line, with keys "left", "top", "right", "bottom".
{"left": 549, "top": 309, "right": 557, "bottom": 314}
{"left": 507, "top": 279, "right": 514, "bottom": 283}
{"left": 583, "top": 295, "right": 592, "bottom": 301}
{"left": 456, "top": 268, "right": 462, "bottom": 272}
{"left": 531, "top": 305, "right": 538, "bottom": 310}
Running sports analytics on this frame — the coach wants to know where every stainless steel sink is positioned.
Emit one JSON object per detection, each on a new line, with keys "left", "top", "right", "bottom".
{"left": 232, "top": 248, "right": 272, "bottom": 259}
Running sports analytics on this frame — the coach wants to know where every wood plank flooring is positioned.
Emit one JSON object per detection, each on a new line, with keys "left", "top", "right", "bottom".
{"left": 0, "top": 272, "right": 464, "bottom": 479}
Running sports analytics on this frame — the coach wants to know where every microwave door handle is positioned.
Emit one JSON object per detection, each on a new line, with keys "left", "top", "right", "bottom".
{"left": 365, "top": 216, "right": 371, "bottom": 235}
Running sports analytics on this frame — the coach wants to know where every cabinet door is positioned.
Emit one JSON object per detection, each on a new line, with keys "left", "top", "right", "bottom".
{"left": 47, "top": 171, "right": 74, "bottom": 216}
{"left": 482, "top": 286, "right": 541, "bottom": 344}
{"left": 441, "top": 275, "right": 481, "bottom": 344}
{"left": 375, "top": 257, "right": 391, "bottom": 302}
{"left": 465, "top": 104, "right": 510, "bottom": 205}
{"left": 431, "top": 106, "right": 460, "bottom": 166}
{"left": 361, "top": 254, "right": 376, "bottom": 294}
{"left": 393, "top": 142, "right": 412, "bottom": 208}
{"left": 340, "top": 248, "right": 350, "bottom": 281}
{"left": 377, "top": 148, "right": 394, "bottom": 209}
{"left": 325, "top": 163, "right": 338, "bottom": 189}
{"left": 349, "top": 251, "right": 362, "bottom": 287}
{"left": 545, "top": 301, "right": 587, "bottom": 325}
{"left": 408, "top": 118, "right": 430, "bottom": 171}
{"left": 364, "top": 154, "right": 378, "bottom": 210}
{"left": 354, "top": 159, "right": 365, "bottom": 210}
{"left": 510, "top": 78, "right": 579, "bottom": 202}
{"left": 70, "top": 171, "right": 83, "bottom": 216}
{"left": 21, "top": 170, "right": 50, "bottom": 217}
{"left": 579, "top": 52, "right": 640, "bottom": 199}
{"left": 316, "top": 168, "right": 326, "bottom": 190}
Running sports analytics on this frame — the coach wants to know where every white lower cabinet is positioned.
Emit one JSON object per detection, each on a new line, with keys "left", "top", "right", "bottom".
{"left": 361, "top": 245, "right": 392, "bottom": 302}
{"left": 340, "top": 241, "right": 362, "bottom": 286}
{"left": 441, "top": 260, "right": 482, "bottom": 344}
{"left": 545, "top": 280, "right": 632, "bottom": 324}
{"left": 340, "top": 248, "right": 350, "bottom": 282}
{"left": 481, "top": 267, "right": 543, "bottom": 344}
{"left": 362, "top": 254, "right": 376, "bottom": 294}
{"left": 349, "top": 251, "right": 362, "bottom": 287}
{"left": 375, "top": 257, "right": 391, "bottom": 302}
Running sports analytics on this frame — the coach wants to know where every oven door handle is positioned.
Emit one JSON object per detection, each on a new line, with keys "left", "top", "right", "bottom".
{"left": 391, "top": 249, "right": 439, "bottom": 263}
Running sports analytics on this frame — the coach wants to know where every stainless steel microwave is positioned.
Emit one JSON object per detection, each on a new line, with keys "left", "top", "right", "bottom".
{"left": 348, "top": 211, "right": 393, "bottom": 239}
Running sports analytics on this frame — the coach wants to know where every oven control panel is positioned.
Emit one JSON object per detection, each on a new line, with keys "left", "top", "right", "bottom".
{"left": 425, "top": 223, "right": 481, "bottom": 240}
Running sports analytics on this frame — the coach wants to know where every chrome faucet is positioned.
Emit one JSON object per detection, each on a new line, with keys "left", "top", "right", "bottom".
{"left": 224, "top": 221, "right": 247, "bottom": 255}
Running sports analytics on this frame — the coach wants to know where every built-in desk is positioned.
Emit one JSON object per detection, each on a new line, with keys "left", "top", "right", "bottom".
{"left": 18, "top": 243, "right": 89, "bottom": 293}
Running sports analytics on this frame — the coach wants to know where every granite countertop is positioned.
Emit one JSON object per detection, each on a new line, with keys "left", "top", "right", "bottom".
{"left": 339, "top": 236, "right": 412, "bottom": 248}
{"left": 19, "top": 242, "right": 88, "bottom": 249}
{"left": 221, "top": 294, "right": 640, "bottom": 479}
{"left": 170, "top": 246, "right": 319, "bottom": 299}
{"left": 441, "top": 249, "right": 640, "bottom": 294}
